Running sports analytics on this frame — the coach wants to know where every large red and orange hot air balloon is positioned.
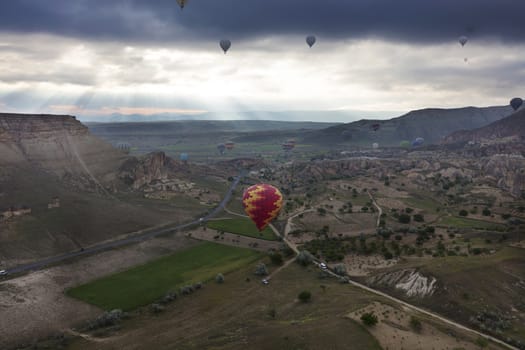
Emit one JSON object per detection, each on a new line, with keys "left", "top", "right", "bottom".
{"left": 242, "top": 184, "right": 283, "bottom": 231}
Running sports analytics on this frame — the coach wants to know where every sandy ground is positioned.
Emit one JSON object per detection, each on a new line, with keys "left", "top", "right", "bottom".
{"left": 187, "top": 227, "right": 282, "bottom": 252}
{"left": 347, "top": 302, "right": 500, "bottom": 350}
{"left": 0, "top": 234, "right": 198, "bottom": 349}
{"left": 343, "top": 254, "right": 399, "bottom": 276}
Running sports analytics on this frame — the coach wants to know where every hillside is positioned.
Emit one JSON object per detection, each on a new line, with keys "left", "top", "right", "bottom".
{"left": 303, "top": 106, "right": 513, "bottom": 147}
{"left": 443, "top": 108, "right": 525, "bottom": 144}
{"left": 0, "top": 113, "right": 126, "bottom": 180}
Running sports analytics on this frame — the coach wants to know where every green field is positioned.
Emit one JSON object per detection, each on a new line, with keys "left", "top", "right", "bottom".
{"left": 207, "top": 218, "right": 278, "bottom": 240}
{"left": 66, "top": 243, "right": 261, "bottom": 311}
{"left": 437, "top": 216, "right": 507, "bottom": 231}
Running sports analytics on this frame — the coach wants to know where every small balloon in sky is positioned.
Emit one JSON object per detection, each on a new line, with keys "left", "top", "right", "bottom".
{"left": 220, "top": 39, "right": 231, "bottom": 54}
{"left": 306, "top": 35, "right": 316, "bottom": 48}
{"left": 176, "top": 0, "right": 187, "bottom": 10}
{"left": 459, "top": 36, "right": 468, "bottom": 47}
{"left": 510, "top": 97, "right": 523, "bottom": 111}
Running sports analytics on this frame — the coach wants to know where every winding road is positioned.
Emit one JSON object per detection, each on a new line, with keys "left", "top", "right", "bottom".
{"left": 4, "top": 171, "right": 245, "bottom": 276}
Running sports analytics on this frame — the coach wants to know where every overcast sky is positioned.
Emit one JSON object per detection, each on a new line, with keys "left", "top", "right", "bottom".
{"left": 0, "top": 0, "right": 523, "bottom": 122}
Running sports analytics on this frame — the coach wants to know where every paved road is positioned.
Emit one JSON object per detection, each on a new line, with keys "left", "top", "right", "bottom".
{"left": 4, "top": 171, "right": 245, "bottom": 276}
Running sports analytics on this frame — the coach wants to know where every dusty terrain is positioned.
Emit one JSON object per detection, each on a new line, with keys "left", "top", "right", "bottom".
{"left": 0, "top": 234, "right": 197, "bottom": 348}
{"left": 347, "top": 302, "right": 502, "bottom": 350}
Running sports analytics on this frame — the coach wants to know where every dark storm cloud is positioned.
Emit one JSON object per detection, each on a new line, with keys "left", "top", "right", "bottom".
{"left": 0, "top": 0, "right": 524, "bottom": 44}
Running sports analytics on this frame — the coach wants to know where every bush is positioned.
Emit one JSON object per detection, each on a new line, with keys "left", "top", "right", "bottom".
{"left": 215, "top": 273, "right": 225, "bottom": 284}
{"left": 298, "top": 290, "right": 311, "bottom": 303}
{"left": 410, "top": 316, "right": 422, "bottom": 332}
{"left": 270, "top": 252, "right": 284, "bottom": 265}
{"left": 361, "top": 312, "right": 378, "bottom": 326}
{"left": 459, "top": 210, "right": 468, "bottom": 217}
{"left": 150, "top": 303, "right": 165, "bottom": 314}
{"left": 180, "top": 285, "right": 195, "bottom": 295}
{"left": 482, "top": 208, "right": 491, "bottom": 216}
{"left": 398, "top": 214, "right": 411, "bottom": 224}
{"left": 333, "top": 264, "right": 346, "bottom": 276}
{"left": 296, "top": 250, "right": 315, "bottom": 266}
{"left": 88, "top": 309, "right": 126, "bottom": 330}
{"left": 254, "top": 263, "right": 269, "bottom": 276}
{"left": 160, "top": 292, "right": 177, "bottom": 304}
{"left": 413, "top": 214, "right": 424, "bottom": 222}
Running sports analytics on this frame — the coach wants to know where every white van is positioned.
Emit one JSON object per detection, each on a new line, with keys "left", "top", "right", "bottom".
{"left": 0, "top": 270, "right": 8, "bottom": 276}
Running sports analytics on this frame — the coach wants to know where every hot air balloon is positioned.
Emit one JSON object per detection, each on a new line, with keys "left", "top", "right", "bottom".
{"left": 459, "top": 36, "right": 468, "bottom": 47}
{"left": 217, "top": 143, "right": 226, "bottom": 155}
{"left": 220, "top": 39, "right": 231, "bottom": 54}
{"left": 282, "top": 142, "right": 294, "bottom": 151}
{"left": 400, "top": 140, "right": 410, "bottom": 148}
{"left": 176, "top": 0, "right": 187, "bottom": 10}
{"left": 510, "top": 97, "right": 523, "bottom": 111}
{"left": 412, "top": 137, "right": 424, "bottom": 147}
{"left": 306, "top": 35, "right": 316, "bottom": 48}
{"left": 180, "top": 153, "right": 189, "bottom": 162}
{"left": 286, "top": 139, "right": 296, "bottom": 146}
{"left": 372, "top": 143, "right": 379, "bottom": 149}
{"left": 225, "top": 141, "right": 235, "bottom": 150}
{"left": 371, "top": 123, "right": 381, "bottom": 132}
{"left": 116, "top": 142, "right": 131, "bottom": 154}
{"left": 242, "top": 184, "right": 283, "bottom": 231}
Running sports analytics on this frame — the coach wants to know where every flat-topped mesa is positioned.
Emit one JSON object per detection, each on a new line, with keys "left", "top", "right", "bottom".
{"left": 0, "top": 113, "right": 88, "bottom": 142}
{"left": 0, "top": 113, "right": 125, "bottom": 182}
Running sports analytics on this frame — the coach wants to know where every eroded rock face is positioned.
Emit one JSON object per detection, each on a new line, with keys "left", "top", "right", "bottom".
{"left": 367, "top": 269, "right": 437, "bottom": 298}
{"left": 119, "top": 152, "right": 179, "bottom": 190}
{"left": 0, "top": 113, "right": 125, "bottom": 182}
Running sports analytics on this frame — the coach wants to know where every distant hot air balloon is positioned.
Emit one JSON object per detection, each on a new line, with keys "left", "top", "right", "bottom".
{"left": 176, "top": 0, "right": 187, "bottom": 10}
{"left": 217, "top": 143, "right": 226, "bottom": 154}
{"left": 306, "top": 35, "right": 316, "bottom": 48}
{"left": 242, "top": 184, "right": 283, "bottom": 231}
{"left": 286, "top": 139, "right": 296, "bottom": 146}
{"left": 220, "top": 39, "right": 231, "bottom": 54}
{"left": 459, "top": 36, "right": 468, "bottom": 47}
{"left": 371, "top": 123, "right": 381, "bottom": 132}
{"left": 510, "top": 97, "right": 523, "bottom": 111}
{"left": 116, "top": 142, "right": 131, "bottom": 154}
{"left": 412, "top": 137, "right": 424, "bottom": 147}
{"left": 225, "top": 141, "right": 235, "bottom": 150}
{"left": 372, "top": 143, "right": 379, "bottom": 149}
{"left": 400, "top": 140, "right": 410, "bottom": 148}
{"left": 180, "top": 153, "right": 189, "bottom": 162}
{"left": 282, "top": 142, "right": 294, "bottom": 151}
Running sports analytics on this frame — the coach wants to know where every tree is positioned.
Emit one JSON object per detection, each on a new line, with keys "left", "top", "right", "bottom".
{"left": 296, "top": 250, "right": 314, "bottom": 266}
{"left": 298, "top": 290, "right": 311, "bottom": 303}
{"left": 317, "top": 207, "right": 327, "bottom": 216}
{"left": 482, "top": 208, "right": 491, "bottom": 216}
{"left": 410, "top": 316, "right": 422, "bottom": 332}
{"left": 215, "top": 273, "right": 225, "bottom": 284}
{"left": 361, "top": 312, "right": 378, "bottom": 326}
{"left": 254, "top": 263, "right": 269, "bottom": 276}
{"left": 413, "top": 214, "right": 424, "bottom": 222}
{"left": 398, "top": 214, "right": 411, "bottom": 224}
{"left": 270, "top": 252, "right": 284, "bottom": 265}
{"left": 459, "top": 209, "right": 468, "bottom": 217}
{"left": 333, "top": 264, "right": 346, "bottom": 276}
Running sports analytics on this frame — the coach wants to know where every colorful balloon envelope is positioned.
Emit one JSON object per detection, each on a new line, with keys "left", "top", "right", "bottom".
{"left": 242, "top": 184, "right": 283, "bottom": 231}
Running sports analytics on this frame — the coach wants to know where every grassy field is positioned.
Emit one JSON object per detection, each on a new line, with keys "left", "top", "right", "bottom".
{"left": 66, "top": 264, "right": 384, "bottom": 350}
{"left": 67, "top": 243, "right": 262, "bottom": 311}
{"left": 437, "top": 215, "right": 507, "bottom": 231}
{"left": 207, "top": 218, "right": 278, "bottom": 241}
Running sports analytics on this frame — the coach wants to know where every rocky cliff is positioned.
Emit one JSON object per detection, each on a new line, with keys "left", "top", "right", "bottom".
{"left": 0, "top": 113, "right": 126, "bottom": 184}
